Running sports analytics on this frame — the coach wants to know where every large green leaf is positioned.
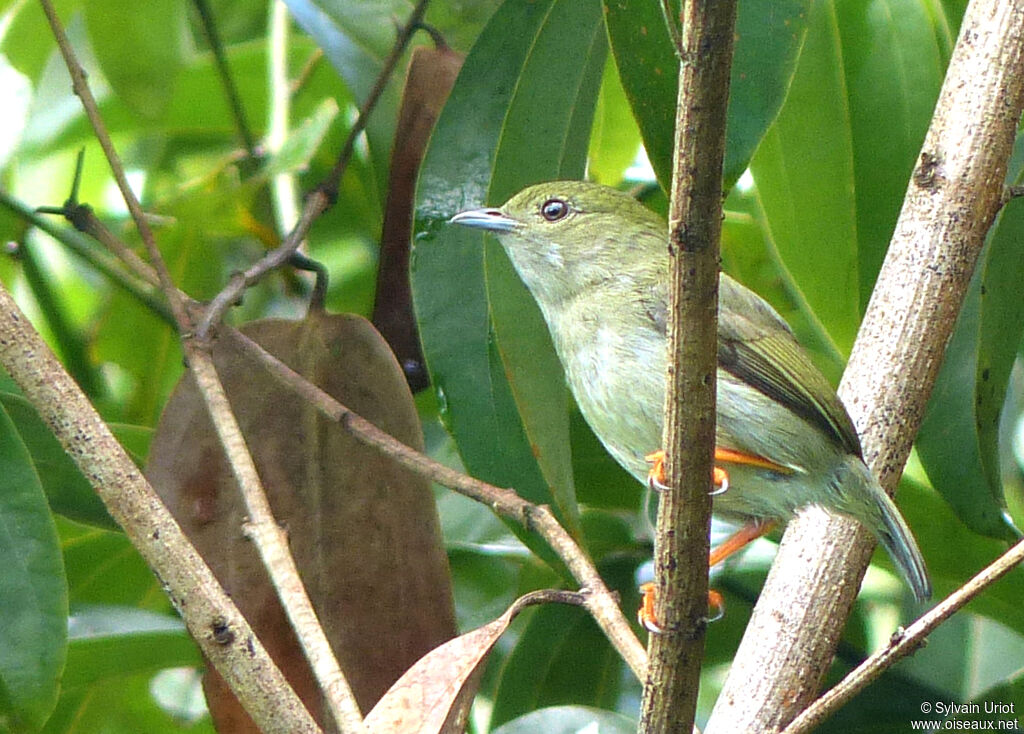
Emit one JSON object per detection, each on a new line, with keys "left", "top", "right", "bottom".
{"left": 916, "top": 205, "right": 1024, "bottom": 540}
{"left": 63, "top": 606, "right": 200, "bottom": 690}
{"left": 413, "top": 0, "right": 606, "bottom": 541}
{"left": 750, "top": 0, "right": 860, "bottom": 355}
{"left": 0, "top": 402, "right": 67, "bottom": 732}
{"left": 588, "top": 55, "right": 643, "bottom": 186}
{"left": 0, "top": 391, "right": 114, "bottom": 529}
{"left": 975, "top": 179, "right": 1024, "bottom": 523}
{"left": 59, "top": 520, "right": 165, "bottom": 610}
{"left": 484, "top": 0, "right": 607, "bottom": 533}
{"left": 84, "top": 0, "right": 188, "bottom": 119}
{"left": 603, "top": 0, "right": 809, "bottom": 192}
{"left": 752, "top": 0, "right": 952, "bottom": 351}
{"left": 834, "top": 0, "right": 952, "bottom": 306}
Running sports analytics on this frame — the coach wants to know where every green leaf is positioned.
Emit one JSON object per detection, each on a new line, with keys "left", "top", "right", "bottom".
{"left": 413, "top": 0, "right": 605, "bottom": 542}
{"left": 485, "top": 0, "right": 607, "bottom": 531}
{"left": 84, "top": 0, "right": 188, "bottom": 119}
{"left": 0, "top": 391, "right": 115, "bottom": 529}
{"left": 64, "top": 606, "right": 200, "bottom": 690}
{"left": 834, "top": 0, "right": 952, "bottom": 305}
{"left": 0, "top": 402, "right": 67, "bottom": 732}
{"left": 975, "top": 177, "right": 1024, "bottom": 519}
{"left": 43, "top": 670, "right": 213, "bottom": 734}
{"left": 60, "top": 521, "right": 164, "bottom": 610}
{"left": 916, "top": 233, "right": 1022, "bottom": 540}
{"left": 604, "top": 0, "right": 809, "bottom": 192}
{"left": 491, "top": 705, "right": 636, "bottom": 734}
{"left": 489, "top": 605, "right": 623, "bottom": 730}
{"left": 750, "top": 0, "right": 860, "bottom": 355}
{"left": 916, "top": 135, "right": 1024, "bottom": 541}
{"left": 588, "top": 56, "right": 643, "bottom": 186}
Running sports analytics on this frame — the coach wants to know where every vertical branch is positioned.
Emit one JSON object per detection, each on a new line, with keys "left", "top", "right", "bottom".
{"left": 706, "top": 1, "right": 1024, "bottom": 731}
{"left": 638, "top": 1, "right": 738, "bottom": 731}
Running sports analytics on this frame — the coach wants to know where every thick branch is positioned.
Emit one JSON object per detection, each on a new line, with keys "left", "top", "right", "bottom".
{"left": 706, "top": 1, "right": 1024, "bottom": 730}
{"left": 783, "top": 533, "right": 1024, "bottom": 733}
{"left": 639, "top": 1, "right": 737, "bottom": 731}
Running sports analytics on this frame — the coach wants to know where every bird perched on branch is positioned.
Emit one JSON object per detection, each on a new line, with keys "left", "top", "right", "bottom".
{"left": 451, "top": 181, "right": 930, "bottom": 607}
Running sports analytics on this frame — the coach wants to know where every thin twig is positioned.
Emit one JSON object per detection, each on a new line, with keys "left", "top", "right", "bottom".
{"left": 40, "top": 0, "right": 191, "bottom": 333}
{"left": 782, "top": 535, "right": 1024, "bottom": 734}
{"left": 193, "top": 0, "right": 257, "bottom": 156}
{"left": 39, "top": 3, "right": 366, "bottom": 731}
{"left": 197, "top": 0, "right": 432, "bottom": 338}
{"left": 187, "top": 353, "right": 367, "bottom": 732}
{"left": 223, "top": 326, "right": 650, "bottom": 681}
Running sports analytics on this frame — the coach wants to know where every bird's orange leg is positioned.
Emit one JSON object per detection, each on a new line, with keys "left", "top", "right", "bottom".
{"left": 638, "top": 521, "right": 776, "bottom": 633}
{"left": 645, "top": 446, "right": 793, "bottom": 494}
{"left": 645, "top": 449, "right": 728, "bottom": 492}
{"left": 709, "top": 519, "right": 778, "bottom": 567}
{"left": 639, "top": 446, "right": 790, "bottom": 632}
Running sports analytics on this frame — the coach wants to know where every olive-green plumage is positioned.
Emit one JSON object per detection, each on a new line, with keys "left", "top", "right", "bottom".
{"left": 452, "top": 180, "right": 930, "bottom": 601}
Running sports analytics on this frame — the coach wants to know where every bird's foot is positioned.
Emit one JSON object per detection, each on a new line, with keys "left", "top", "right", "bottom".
{"left": 638, "top": 583, "right": 724, "bottom": 633}
{"left": 644, "top": 449, "right": 730, "bottom": 494}
{"left": 637, "top": 519, "right": 776, "bottom": 632}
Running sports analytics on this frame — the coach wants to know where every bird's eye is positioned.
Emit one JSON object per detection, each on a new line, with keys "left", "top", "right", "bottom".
{"left": 540, "top": 198, "right": 570, "bottom": 222}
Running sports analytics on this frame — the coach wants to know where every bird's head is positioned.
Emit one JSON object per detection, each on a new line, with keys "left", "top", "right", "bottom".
{"left": 450, "top": 181, "right": 664, "bottom": 307}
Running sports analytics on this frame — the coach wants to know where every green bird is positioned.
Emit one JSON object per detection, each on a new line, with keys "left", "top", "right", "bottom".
{"left": 451, "top": 180, "right": 930, "bottom": 602}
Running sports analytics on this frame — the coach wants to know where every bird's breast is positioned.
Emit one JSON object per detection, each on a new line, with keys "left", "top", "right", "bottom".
{"left": 545, "top": 302, "right": 666, "bottom": 481}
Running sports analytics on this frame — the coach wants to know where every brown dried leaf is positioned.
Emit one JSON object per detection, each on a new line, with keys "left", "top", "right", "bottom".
{"left": 372, "top": 44, "right": 464, "bottom": 391}
{"left": 146, "top": 313, "right": 456, "bottom": 731}
{"left": 364, "top": 593, "right": 548, "bottom": 734}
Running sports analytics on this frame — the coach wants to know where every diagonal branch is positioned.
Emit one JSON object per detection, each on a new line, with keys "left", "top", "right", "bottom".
{"left": 783, "top": 532, "right": 1024, "bottom": 733}
{"left": 706, "top": 1, "right": 1024, "bottom": 730}
{"left": 223, "top": 326, "right": 649, "bottom": 681}
{"left": 0, "top": 282, "right": 322, "bottom": 734}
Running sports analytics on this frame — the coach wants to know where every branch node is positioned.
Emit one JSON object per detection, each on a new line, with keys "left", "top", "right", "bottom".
{"left": 912, "top": 150, "right": 942, "bottom": 190}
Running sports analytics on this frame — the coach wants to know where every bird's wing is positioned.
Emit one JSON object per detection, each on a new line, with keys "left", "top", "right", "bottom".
{"left": 716, "top": 276, "right": 862, "bottom": 456}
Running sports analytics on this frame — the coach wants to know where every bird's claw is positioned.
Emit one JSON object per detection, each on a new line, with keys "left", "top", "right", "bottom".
{"left": 645, "top": 450, "right": 730, "bottom": 495}
{"left": 637, "top": 583, "right": 726, "bottom": 633}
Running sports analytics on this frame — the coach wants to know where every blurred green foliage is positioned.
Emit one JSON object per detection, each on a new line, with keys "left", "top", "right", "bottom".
{"left": 0, "top": 0, "right": 1022, "bottom": 731}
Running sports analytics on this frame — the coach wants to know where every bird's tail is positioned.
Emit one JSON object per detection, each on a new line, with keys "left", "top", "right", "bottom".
{"left": 852, "top": 459, "right": 931, "bottom": 601}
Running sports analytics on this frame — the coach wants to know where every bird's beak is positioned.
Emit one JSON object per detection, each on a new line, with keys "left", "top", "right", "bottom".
{"left": 449, "top": 207, "right": 520, "bottom": 233}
